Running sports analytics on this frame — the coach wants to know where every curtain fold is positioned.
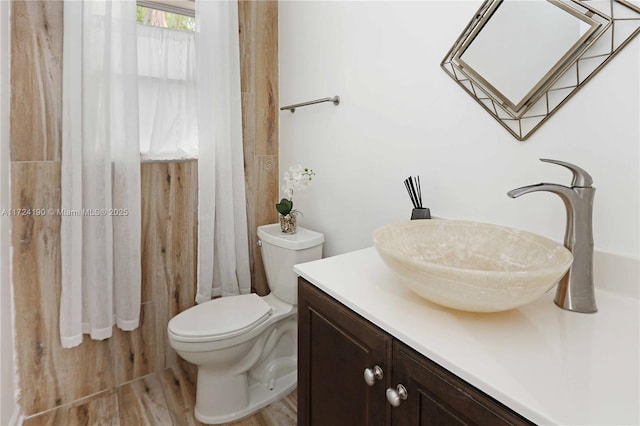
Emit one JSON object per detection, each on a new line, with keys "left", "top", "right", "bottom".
{"left": 61, "top": 0, "right": 141, "bottom": 348}
{"left": 195, "top": 0, "right": 251, "bottom": 303}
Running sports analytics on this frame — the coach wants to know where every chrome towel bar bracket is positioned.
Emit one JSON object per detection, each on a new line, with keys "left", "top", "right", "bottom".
{"left": 280, "top": 96, "right": 340, "bottom": 113}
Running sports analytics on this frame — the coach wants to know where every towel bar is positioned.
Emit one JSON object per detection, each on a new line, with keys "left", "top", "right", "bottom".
{"left": 280, "top": 96, "right": 340, "bottom": 113}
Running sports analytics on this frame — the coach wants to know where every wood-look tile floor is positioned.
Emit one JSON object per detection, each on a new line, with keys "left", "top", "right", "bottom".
{"left": 23, "top": 363, "right": 297, "bottom": 426}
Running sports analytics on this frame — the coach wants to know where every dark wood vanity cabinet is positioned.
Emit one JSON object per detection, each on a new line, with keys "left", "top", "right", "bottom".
{"left": 298, "top": 278, "right": 534, "bottom": 426}
{"left": 298, "top": 277, "right": 392, "bottom": 425}
{"left": 391, "top": 342, "right": 532, "bottom": 426}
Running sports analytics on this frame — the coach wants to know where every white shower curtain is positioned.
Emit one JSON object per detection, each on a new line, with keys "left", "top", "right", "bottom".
{"left": 195, "top": 0, "right": 251, "bottom": 302}
{"left": 60, "top": 0, "right": 141, "bottom": 348}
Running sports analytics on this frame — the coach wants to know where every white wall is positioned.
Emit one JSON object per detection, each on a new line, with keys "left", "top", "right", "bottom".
{"left": 1, "top": 0, "right": 18, "bottom": 424}
{"left": 279, "top": 1, "right": 639, "bottom": 267}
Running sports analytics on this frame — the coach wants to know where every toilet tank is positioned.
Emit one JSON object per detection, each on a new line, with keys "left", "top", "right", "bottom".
{"left": 257, "top": 224, "right": 324, "bottom": 305}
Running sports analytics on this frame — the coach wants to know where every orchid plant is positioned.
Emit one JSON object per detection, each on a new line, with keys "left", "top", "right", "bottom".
{"left": 276, "top": 165, "right": 316, "bottom": 217}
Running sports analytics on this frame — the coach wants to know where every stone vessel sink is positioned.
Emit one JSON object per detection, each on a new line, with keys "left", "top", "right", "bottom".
{"left": 373, "top": 220, "right": 573, "bottom": 313}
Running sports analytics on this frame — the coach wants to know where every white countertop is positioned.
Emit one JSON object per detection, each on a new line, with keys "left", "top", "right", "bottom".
{"left": 294, "top": 247, "right": 640, "bottom": 426}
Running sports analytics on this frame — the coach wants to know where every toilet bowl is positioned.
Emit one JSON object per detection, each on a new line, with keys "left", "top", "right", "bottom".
{"left": 168, "top": 224, "right": 323, "bottom": 424}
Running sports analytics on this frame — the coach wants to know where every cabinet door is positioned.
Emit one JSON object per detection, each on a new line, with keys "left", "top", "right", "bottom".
{"left": 390, "top": 341, "right": 534, "bottom": 426}
{"left": 298, "top": 278, "right": 392, "bottom": 426}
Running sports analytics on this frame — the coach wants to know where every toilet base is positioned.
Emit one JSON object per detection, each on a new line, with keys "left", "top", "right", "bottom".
{"left": 194, "top": 370, "right": 297, "bottom": 425}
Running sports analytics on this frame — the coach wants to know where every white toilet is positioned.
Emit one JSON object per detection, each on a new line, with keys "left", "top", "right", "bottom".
{"left": 168, "top": 224, "right": 324, "bottom": 424}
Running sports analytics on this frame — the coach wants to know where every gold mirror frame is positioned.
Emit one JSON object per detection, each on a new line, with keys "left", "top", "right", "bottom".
{"left": 441, "top": 0, "right": 640, "bottom": 141}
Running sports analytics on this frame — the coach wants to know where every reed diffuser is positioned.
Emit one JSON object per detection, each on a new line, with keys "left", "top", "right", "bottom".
{"left": 404, "top": 176, "right": 431, "bottom": 220}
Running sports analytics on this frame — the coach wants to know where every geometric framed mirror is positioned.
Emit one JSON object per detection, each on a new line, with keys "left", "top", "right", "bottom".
{"left": 441, "top": 0, "right": 640, "bottom": 141}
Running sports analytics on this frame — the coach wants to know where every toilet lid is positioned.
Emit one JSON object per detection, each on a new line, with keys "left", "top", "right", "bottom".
{"left": 168, "top": 294, "right": 272, "bottom": 343}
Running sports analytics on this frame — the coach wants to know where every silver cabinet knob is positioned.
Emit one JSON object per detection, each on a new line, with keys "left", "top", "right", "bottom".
{"left": 363, "top": 365, "right": 383, "bottom": 386}
{"left": 386, "top": 384, "right": 408, "bottom": 407}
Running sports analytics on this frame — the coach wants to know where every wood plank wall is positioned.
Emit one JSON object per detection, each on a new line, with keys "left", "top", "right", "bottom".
{"left": 239, "top": 0, "right": 279, "bottom": 296}
{"left": 9, "top": 0, "right": 278, "bottom": 417}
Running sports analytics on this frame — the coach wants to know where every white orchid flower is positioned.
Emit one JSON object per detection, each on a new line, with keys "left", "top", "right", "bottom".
{"left": 276, "top": 165, "right": 316, "bottom": 217}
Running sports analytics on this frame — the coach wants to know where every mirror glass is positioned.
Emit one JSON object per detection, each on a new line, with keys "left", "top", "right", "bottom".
{"left": 441, "top": 0, "right": 640, "bottom": 141}
{"left": 454, "top": 1, "right": 597, "bottom": 110}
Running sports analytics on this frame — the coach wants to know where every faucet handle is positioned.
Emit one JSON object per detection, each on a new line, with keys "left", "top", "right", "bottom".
{"left": 540, "top": 158, "right": 593, "bottom": 188}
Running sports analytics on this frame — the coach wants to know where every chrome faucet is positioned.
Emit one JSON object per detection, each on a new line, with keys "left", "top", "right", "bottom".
{"left": 507, "top": 159, "right": 597, "bottom": 313}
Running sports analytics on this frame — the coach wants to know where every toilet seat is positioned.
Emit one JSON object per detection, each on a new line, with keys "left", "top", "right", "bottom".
{"left": 168, "top": 294, "right": 272, "bottom": 343}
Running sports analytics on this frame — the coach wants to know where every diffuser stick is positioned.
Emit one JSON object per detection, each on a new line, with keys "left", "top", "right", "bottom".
{"left": 408, "top": 177, "right": 419, "bottom": 208}
{"left": 404, "top": 179, "right": 418, "bottom": 208}
{"left": 404, "top": 175, "right": 431, "bottom": 220}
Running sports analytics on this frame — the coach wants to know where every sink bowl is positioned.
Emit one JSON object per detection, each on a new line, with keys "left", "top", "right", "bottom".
{"left": 373, "top": 220, "right": 573, "bottom": 313}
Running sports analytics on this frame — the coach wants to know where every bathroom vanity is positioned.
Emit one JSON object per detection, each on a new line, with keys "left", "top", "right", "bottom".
{"left": 294, "top": 247, "right": 639, "bottom": 425}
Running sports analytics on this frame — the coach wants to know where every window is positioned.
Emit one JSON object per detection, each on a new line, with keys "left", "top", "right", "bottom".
{"left": 136, "top": 5, "right": 195, "bottom": 32}
{"left": 136, "top": 0, "right": 197, "bottom": 161}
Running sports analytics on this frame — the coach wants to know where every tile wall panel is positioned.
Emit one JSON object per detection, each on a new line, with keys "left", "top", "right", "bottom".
{"left": 11, "top": 162, "right": 115, "bottom": 415}
{"left": 140, "top": 161, "right": 198, "bottom": 370}
{"left": 10, "top": 0, "right": 62, "bottom": 161}
{"left": 253, "top": 155, "right": 279, "bottom": 293}
{"left": 254, "top": 1, "right": 279, "bottom": 158}
{"left": 114, "top": 302, "right": 157, "bottom": 385}
{"left": 239, "top": 0, "right": 257, "bottom": 95}
{"left": 239, "top": 1, "right": 279, "bottom": 295}
{"left": 241, "top": 92, "right": 260, "bottom": 293}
